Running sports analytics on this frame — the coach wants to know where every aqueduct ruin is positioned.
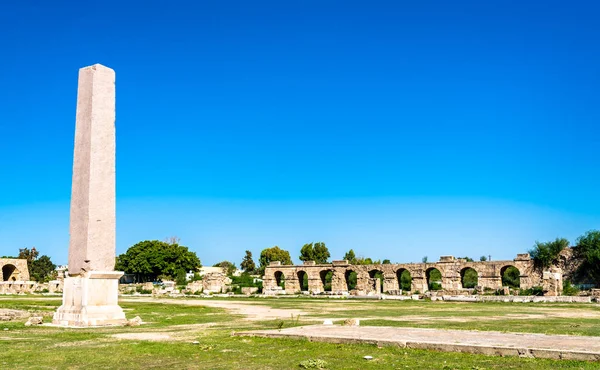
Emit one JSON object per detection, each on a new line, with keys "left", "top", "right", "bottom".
{"left": 263, "top": 254, "right": 562, "bottom": 295}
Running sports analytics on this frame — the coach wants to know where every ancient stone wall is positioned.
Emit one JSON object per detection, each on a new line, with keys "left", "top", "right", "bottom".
{"left": 263, "top": 254, "right": 545, "bottom": 295}
{"left": 0, "top": 258, "right": 30, "bottom": 281}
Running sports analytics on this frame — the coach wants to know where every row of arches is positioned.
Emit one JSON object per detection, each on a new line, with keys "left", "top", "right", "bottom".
{"left": 273, "top": 265, "right": 522, "bottom": 293}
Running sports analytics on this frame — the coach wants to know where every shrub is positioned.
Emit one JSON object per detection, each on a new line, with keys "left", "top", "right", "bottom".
{"left": 136, "top": 286, "right": 152, "bottom": 294}
{"left": 519, "top": 286, "right": 544, "bottom": 296}
{"left": 529, "top": 238, "right": 569, "bottom": 269}
{"left": 562, "top": 280, "right": 580, "bottom": 296}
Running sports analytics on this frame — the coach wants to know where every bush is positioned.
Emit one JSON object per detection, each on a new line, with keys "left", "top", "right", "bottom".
{"left": 529, "top": 238, "right": 569, "bottom": 269}
{"left": 562, "top": 280, "right": 580, "bottom": 296}
{"left": 136, "top": 286, "right": 152, "bottom": 294}
{"left": 501, "top": 266, "right": 521, "bottom": 288}
{"left": 429, "top": 282, "right": 442, "bottom": 291}
{"left": 175, "top": 270, "right": 188, "bottom": 286}
{"left": 519, "top": 286, "right": 544, "bottom": 296}
{"left": 574, "top": 230, "right": 600, "bottom": 286}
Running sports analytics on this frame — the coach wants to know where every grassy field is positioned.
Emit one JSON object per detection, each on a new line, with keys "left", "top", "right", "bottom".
{"left": 1, "top": 296, "right": 600, "bottom": 369}
{"left": 239, "top": 298, "right": 600, "bottom": 336}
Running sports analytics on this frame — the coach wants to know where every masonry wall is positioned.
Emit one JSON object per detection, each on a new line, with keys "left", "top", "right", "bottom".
{"left": 0, "top": 258, "right": 30, "bottom": 281}
{"left": 263, "top": 254, "right": 543, "bottom": 295}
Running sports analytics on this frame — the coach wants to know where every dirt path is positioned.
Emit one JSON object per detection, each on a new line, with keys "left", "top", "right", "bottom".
{"left": 122, "top": 297, "right": 306, "bottom": 321}
{"left": 239, "top": 325, "right": 600, "bottom": 361}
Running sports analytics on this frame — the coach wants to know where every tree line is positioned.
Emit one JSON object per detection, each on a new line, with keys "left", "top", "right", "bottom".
{"left": 102, "top": 229, "right": 600, "bottom": 288}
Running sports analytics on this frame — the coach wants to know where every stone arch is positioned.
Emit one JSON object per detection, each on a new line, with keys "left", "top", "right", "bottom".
{"left": 396, "top": 268, "right": 411, "bottom": 291}
{"left": 501, "top": 265, "right": 520, "bottom": 288}
{"left": 426, "top": 267, "right": 442, "bottom": 291}
{"left": 320, "top": 269, "right": 333, "bottom": 292}
{"left": 297, "top": 270, "right": 308, "bottom": 291}
{"left": 368, "top": 269, "right": 384, "bottom": 293}
{"left": 274, "top": 270, "right": 285, "bottom": 289}
{"left": 345, "top": 269, "right": 358, "bottom": 291}
{"left": 2, "top": 264, "right": 18, "bottom": 282}
{"left": 460, "top": 267, "right": 478, "bottom": 289}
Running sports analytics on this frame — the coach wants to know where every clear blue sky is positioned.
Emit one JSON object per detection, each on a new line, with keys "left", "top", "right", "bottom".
{"left": 1, "top": 1, "right": 598, "bottom": 266}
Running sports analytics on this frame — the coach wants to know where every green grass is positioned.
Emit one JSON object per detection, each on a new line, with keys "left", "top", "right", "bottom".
{"left": 1, "top": 296, "right": 600, "bottom": 369}
{"left": 239, "top": 298, "right": 600, "bottom": 336}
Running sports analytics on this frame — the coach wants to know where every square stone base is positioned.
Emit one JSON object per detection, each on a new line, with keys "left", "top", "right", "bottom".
{"left": 53, "top": 271, "right": 126, "bottom": 327}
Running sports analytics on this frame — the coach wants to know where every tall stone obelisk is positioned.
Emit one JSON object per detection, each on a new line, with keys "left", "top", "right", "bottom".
{"left": 53, "top": 64, "right": 126, "bottom": 326}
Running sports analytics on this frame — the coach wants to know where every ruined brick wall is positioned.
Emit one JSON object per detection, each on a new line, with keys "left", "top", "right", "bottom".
{"left": 202, "top": 272, "right": 232, "bottom": 293}
{"left": 0, "top": 258, "right": 30, "bottom": 281}
{"left": 263, "top": 254, "right": 544, "bottom": 295}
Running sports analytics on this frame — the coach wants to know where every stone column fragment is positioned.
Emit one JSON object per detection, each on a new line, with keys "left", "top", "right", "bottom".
{"left": 53, "top": 64, "right": 126, "bottom": 327}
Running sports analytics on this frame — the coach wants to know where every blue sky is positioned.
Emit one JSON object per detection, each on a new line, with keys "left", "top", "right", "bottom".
{"left": 1, "top": 1, "right": 599, "bottom": 266}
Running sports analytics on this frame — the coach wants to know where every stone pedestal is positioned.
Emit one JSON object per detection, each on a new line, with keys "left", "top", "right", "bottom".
{"left": 53, "top": 271, "right": 126, "bottom": 326}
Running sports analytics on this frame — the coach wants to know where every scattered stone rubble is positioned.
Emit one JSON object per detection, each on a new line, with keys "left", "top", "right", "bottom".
{"left": 0, "top": 309, "right": 30, "bottom": 321}
{"left": 24, "top": 316, "right": 43, "bottom": 326}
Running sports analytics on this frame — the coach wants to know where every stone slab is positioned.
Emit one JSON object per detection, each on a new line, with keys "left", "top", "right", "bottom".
{"left": 236, "top": 325, "right": 600, "bottom": 361}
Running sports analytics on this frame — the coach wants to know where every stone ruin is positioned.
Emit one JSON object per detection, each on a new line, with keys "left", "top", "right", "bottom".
{"left": 0, "top": 258, "right": 64, "bottom": 294}
{"left": 184, "top": 272, "right": 232, "bottom": 294}
{"left": 263, "top": 253, "right": 564, "bottom": 296}
{"left": 0, "top": 258, "right": 31, "bottom": 294}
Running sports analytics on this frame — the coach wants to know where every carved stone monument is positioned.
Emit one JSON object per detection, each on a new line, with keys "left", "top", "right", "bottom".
{"left": 53, "top": 64, "right": 126, "bottom": 326}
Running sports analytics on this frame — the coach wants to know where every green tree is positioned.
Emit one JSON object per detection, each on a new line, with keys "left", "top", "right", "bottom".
{"left": 115, "top": 240, "right": 201, "bottom": 282}
{"left": 258, "top": 246, "right": 292, "bottom": 275}
{"left": 427, "top": 268, "right": 442, "bottom": 290}
{"left": 502, "top": 266, "right": 520, "bottom": 288}
{"left": 574, "top": 230, "right": 600, "bottom": 285}
{"left": 399, "top": 270, "right": 412, "bottom": 291}
{"left": 355, "top": 257, "right": 374, "bottom": 265}
{"left": 30, "top": 255, "right": 56, "bottom": 282}
{"left": 479, "top": 256, "right": 487, "bottom": 261}
{"left": 213, "top": 261, "right": 237, "bottom": 276}
{"left": 529, "top": 237, "right": 569, "bottom": 269}
{"left": 343, "top": 249, "right": 357, "bottom": 264}
{"left": 299, "top": 242, "right": 330, "bottom": 264}
{"left": 422, "top": 256, "right": 428, "bottom": 263}
{"left": 240, "top": 250, "right": 256, "bottom": 273}
{"left": 382, "top": 259, "right": 391, "bottom": 264}
{"left": 18, "top": 247, "right": 39, "bottom": 273}
{"left": 461, "top": 268, "right": 478, "bottom": 288}
{"left": 460, "top": 256, "right": 474, "bottom": 262}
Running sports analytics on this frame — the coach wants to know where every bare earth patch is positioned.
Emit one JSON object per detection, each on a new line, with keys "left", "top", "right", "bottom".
{"left": 112, "top": 332, "right": 174, "bottom": 341}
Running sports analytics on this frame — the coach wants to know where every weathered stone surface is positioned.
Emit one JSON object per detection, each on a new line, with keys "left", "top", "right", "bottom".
{"left": 0, "top": 258, "right": 30, "bottom": 281}
{"left": 241, "top": 287, "right": 259, "bottom": 295}
{"left": 202, "top": 272, "right": 231, "bottom": 293}
{"left": 185, "top": 281, "right": 203, "bottom": 294}
{"left": 125, "top": 316, "right": 143, "bottom": 326}
{"left": 68, "top": 64, "right": 116, "bottom": 275}
{"left": 53, "top": 64, "right": 126, "bottom": 327}
{"left": 543, "top": 268, "right": 563, "bottom": 296}
{"left": 263, "top": 254, "right": 549, "bottom": 295}
{"left": 0, "top": 309, "right": 30, "bottom": 321}
{"left": 342, "top": 318, "right": 360, "bottom": 326}
{"left": 24, "top": 316, "right": 43, "bottom": 326}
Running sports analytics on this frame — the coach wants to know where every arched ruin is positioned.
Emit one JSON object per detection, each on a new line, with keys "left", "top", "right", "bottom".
{"left": 263, "top": 253, "right": 556, "bottom": 295}
{"left": 0, "top": 259, "right": 29, "bottom": 282}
